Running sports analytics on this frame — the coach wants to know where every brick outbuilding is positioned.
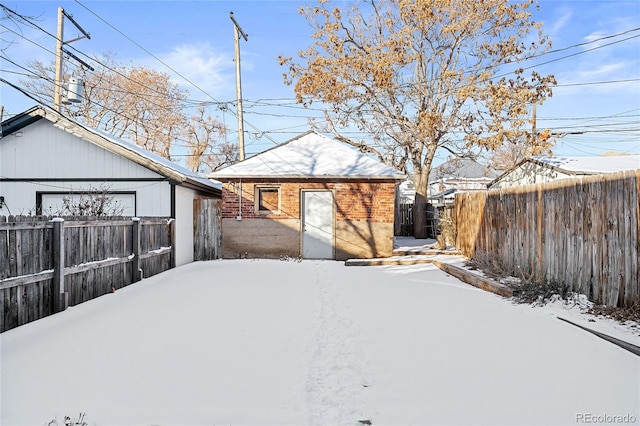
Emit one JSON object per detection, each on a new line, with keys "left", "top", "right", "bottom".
{"left": 209, "top": 131, "right": 406, "bottom": 260}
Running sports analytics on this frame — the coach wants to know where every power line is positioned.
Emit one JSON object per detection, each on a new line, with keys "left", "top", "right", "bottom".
{"left": 0, "top": 22, "right": 57, "bottom": 56}
{"left": 0, "top": 19, "right": 199, "bottom": 115}
{"left": 1, "top": 3, "right": 268, "bottom": 149}
{"left": 0, "top": 77, "right": 55, "bottom": 109}
{"left": 0, "top": 78, "right": 233, "bottom": 164}
{"left": 493, "top": 33, "right": 640, "bottom": 79}
{"left": 4, "top": 3, "right": 638, "bottom": 159}
{"left": 535, "top": 26, "right": 640, "bottom": 58}
{"left": 73, "top": 0, "right": 281, "bottom": 147}
{"left": 553, "top": 78, "right": 640, "bottom": 88}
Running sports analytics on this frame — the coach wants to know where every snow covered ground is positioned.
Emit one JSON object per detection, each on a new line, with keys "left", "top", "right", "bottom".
{"left": 2, "top": 259, "right": 639, "bottom": 426}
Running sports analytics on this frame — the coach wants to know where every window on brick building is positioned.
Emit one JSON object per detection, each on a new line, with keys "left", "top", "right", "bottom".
{"left": 256, "top": 186, "right": 280, "bottom": 214}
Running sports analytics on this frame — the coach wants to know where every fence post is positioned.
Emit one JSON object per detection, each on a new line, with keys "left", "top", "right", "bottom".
{"left": 132, "top": 217, "right": 141, "bottom": 282}
{"left": 51, "top": 218, "right": 67, "bottom": 312}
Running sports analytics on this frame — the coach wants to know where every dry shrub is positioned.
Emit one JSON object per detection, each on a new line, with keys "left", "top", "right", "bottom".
{"left": 467, "top": 252, "right": 572, "bottom": 304}
{"left": 589, "top": 298, "right": 640, "bottom": 324}
{"left": 468, "top": 253, "right": 640, "bottom": 326}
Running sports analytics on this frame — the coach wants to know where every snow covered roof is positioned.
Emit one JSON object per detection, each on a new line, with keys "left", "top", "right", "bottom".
{"left": 209, "top": 131, "right": 406, "bottom": 180}
{"left": 429, "top": 158, "right": 498, "bottom": 181}
{"left": 532, "top": 155, "right": 640, "bottom": 174}
{"left": 1, "top": 105, "right": 221, "bottom": 195}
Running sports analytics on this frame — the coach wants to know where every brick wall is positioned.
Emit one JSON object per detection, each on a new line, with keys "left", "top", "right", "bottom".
{"left": 221, "top": 180, "right": 396, "bottom": 223}
{"left": 219, "top": 179, "right": 398, "bottom": 259}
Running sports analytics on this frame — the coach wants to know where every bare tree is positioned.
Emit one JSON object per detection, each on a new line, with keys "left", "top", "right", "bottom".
{"left": 280, "top": 0, "right": 556, "bottom": 237}
{"left": 182, "top": 106, "right": 237, "bottom": 174}
{"left": 20, "top": 53, "right": 236, "bottom": 169}
{"left": 38, "top": 184, "right": 125, "bottom": 217}
{"left": 22, "top": 54, "right": 186, "bottom": 159}
{"left": 487, "top": 130, "right": 554, "bottom": 172}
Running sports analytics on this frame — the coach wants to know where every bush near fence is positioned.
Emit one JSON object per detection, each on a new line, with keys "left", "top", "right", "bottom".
{"left": 0, "top": 216, "right": 175, "bottom": 332}
{"left": 455, "top": 170, "right": 639, "bottom": 308}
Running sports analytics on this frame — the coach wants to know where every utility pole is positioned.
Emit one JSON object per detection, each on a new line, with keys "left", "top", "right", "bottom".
{"left": 53, "top": 7, "right": 92, "bottom": 112}
{"left": 230, "top": 11, "right": 248, "bottom": 161}
{"left": 53, "top": 7, "right": 65, "bottom": 111}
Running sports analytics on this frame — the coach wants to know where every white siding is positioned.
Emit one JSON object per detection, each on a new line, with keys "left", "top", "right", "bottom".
{"left": 3, "top": 120, "right": 161, "bottom": 179}
{"left": 0, "top": 119, "right": 171, "bottom": 216}
{"left": 491, "top": 162, "right": 572, "bottom": 190}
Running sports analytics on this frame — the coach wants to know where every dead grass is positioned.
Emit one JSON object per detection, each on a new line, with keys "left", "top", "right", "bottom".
{"left": 466, "top": 254, "right": 640, "bottom": 325}
{"left": 589, "top": 299, "right": 640, "bottom": 324}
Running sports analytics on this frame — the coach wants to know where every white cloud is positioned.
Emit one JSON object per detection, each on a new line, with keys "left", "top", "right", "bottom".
{"left": 582, "top": 31, "right": 611, "bottom": 50}
{"left": 157, "top": 42, "right": 234, "bottom": 99}
{"left": 576, "top": 61, "right": 627, "bottom": 79}
{"left": 550, "top": 10, "right": 573, "bottom": 35}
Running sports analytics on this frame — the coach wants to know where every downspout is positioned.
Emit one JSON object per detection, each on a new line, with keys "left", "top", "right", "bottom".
{"left": 236, "top": 178, "right": 242, "bottom": 221}
{"left": 170, "top": 182, "right": 176, "bottom": 218}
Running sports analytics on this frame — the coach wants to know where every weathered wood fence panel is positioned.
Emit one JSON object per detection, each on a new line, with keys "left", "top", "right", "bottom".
{"left": 139, "top": 219, "right": 174, "bottom": 277}
{"left": 194, "top": 198, "right": 221, "bottom": 261}
{"left": 0, "top": 216, "right": 174, "bottom": 332}
{"left": 455, "top": 170, "right": 639, "bottom": 308}
{"left": 395, "top": 203, "right": 414, "bottom": 237}
{"left": 394, "top": 203, "right": 441, "bottom": 238}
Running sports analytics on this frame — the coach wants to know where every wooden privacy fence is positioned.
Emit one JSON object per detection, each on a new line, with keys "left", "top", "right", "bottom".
{"left": 455, "top": 170, "right": 639, "bottom": 308}
{"left": 395, "top": 203, "right": 414, "bottom": 236}
{"left": 194, "top": 198, "right": 221, "bottom": 261}
{"left": 394, "top": 202, "right": 440, "bottom": 238}
{"left": 0, "top": 216, "right": 175, "bottom": 332}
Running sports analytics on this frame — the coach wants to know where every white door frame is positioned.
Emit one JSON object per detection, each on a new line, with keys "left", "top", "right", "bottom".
{"left": 301, "top": 190, "right": 335, "bottom": 259}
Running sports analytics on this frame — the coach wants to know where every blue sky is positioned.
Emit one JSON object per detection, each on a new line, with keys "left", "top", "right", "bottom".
{"left": 2, "top": 0, "right": 639, "bottom": 165}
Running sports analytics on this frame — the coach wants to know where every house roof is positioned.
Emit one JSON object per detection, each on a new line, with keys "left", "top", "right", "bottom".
{"left": 429, "top": 158, "right": 498, "bottom": 181}
{"left": 530, "top": 155, "right": 640, "bottom": 174}
{"left": 209, "top": 131, "right": 406, "bottom": 180}
{"left": 1, "top": 105, "right": 221, "bottom": 195}
{"left": 488, "top": 154, "right": 640, "bottom": 188}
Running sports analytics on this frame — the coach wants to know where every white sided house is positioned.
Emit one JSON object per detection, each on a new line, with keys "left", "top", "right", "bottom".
{"left": 0, "top": 105, "right": 221, "bottom": 266}
{"left": 490, "top": 155, "right": 640, "bottom": 189}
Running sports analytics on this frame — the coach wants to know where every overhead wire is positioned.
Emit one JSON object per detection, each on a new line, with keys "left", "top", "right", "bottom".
{"left": 493, "top": 34, "right": 640, "bottom": 79}
{"left": 3, "top": 2, "right": 639, "bottom": 157}
{"left": 73, "top": 0, "right": 282, "bottom": 147}
{"left": 0, "top": 11, "right": 240, "bottom": 162}
{"left": 2, "top": 1, "right": 306, "bottom": 149}
{"left": 6, "top": 2, "right": 636, "bottom": 118}
{"left": 1, "top": 76, "right": 235, "bottom": 159}
{"left": 0, "top": 3, "right": 250, "bottom": 155}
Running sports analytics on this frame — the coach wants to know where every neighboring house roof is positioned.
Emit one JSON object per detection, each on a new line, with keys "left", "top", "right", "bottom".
{"left": 490, "top": 154, "right": 640, "bottom": 188}
{"left": 1, "top": 105, "right": 221, "bottom": 195}
{"left": 528, "top": 155, "right": 640, "bottom": 174}
{"left": 429, "top": 158, "right": 498, "bottom": 181}
{"left": 209, "top": 130, "right": 406, "bottom": 180}
{"left": 397, "top": 179, "right": 416, "bottom": 203}
{"left": 398, "top": 159, "right": 495, "bottom": 203}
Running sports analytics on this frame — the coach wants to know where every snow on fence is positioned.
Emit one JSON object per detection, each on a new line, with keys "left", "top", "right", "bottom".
{"left": 454, "top": 170, "right": 639, "bottom": 308}
{"left": 0, "top": 216, "right": 175, "bottom": 332}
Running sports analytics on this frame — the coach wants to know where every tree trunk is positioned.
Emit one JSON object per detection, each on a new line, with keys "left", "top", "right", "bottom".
{"left": 413, "top": 165, "right": 431, "bottom": 239}
{"left": 413, "top": 191, "right": 428, "bottom": 239}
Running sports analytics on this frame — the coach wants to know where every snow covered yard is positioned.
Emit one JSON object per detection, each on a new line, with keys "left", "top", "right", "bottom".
{"left": 1, "top": 259, "right": 639, "bottom": 426}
